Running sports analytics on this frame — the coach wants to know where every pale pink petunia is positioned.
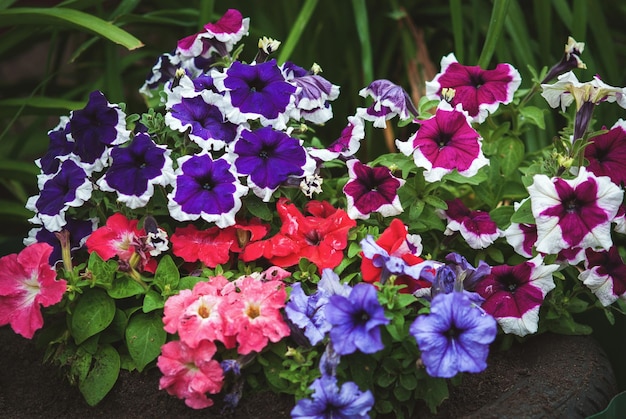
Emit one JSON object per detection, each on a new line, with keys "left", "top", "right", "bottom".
{"left": 0, "top": 243, "right": 66, "bottom": 338}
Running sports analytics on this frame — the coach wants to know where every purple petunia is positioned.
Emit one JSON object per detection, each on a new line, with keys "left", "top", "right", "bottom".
{"left": 98, "top": 132, "right": 175, "bottom": 209}
{"left": 343, "top": 159, "right": 405, "bottom": 220}
{"left": 410, "top": 291, "right": 497, "bottom": 378}
{"left": 212, "top": 59, "right": 297, "bottom": 130}
{"left": 308, "top": 115, "right": 365, "bottom": 162}
{"left": 69, "top": 90, "right": 130, "bottom": 173}
{"left": 440, "top": 198, "right": 502, "bottom": 249}
{"left": 291, "top": 376, "right": 374, "bottom": 419}
{"left": 282, "top": 62, "right": 340, "bottom": 124}
{"left": 36, "top": 116, "right": 74, "bottom": 176}
{"left": 25, "top": 160, "right": 93, "bottom": 232}
{"left": 474, "top": 256, "right": 559, "bottom": 337}
{"left": 167, "top": 152, "right": 247, "bottom": 228}
{"left": 396, "top": 103, "right": 488, "bottom": 182}
{"left": 24, "top": 217, "right": 96, "bottom": 265}
{"left": 527, "top": 166, "right": 623, "bottom": 254}
{"left": 579, "top": 247, "right": 626, "bottom": 306}
{"left": 325, "top": 282, "right": 389, "bottom": 355}
{"left": 227, "top": 127, "right": 315, "bottom": 201}
{"left": 356, "top": 79, "right": 418, "bottom": 128}
{"left": 426, "top": 53, "right": 521, "bottom": 123}
{"left": 585, "top": 119, "right": 626, "bottom": 186}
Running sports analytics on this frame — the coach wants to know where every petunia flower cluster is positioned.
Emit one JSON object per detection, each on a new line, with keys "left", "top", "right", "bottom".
{"left": 6, "top": 7, "right": 626, "bottom": 418}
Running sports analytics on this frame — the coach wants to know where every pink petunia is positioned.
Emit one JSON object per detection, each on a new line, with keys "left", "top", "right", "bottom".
{"left": 85, "top": 213, "right": 144, "bottom": 262}
{"left": 158, "top": 339, "right": 224, "bottom": 409}
{"left": 474, "top": 256, "right": 559, "bottom": 337}
{"left": 0, "top": 243, "right": 66, "bottom": 338}
{"left": 220, "top": 275, "right": 290, "bottom": 355}
{"left": 426, "top": 53, "right": 521, "bottom": 123}
{"left": 177, "top": 9, "right": 249, "bottom": 58}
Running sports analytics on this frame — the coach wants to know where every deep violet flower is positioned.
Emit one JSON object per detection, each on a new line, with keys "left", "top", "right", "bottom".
{"left": 541, "top": 36, "right": 586, "bottom": 83}
{"left": 527, "top": 167, "right": 623, "bottom": 254}
{"left": 426, "top": 53, "right": 521, "bottom": 123}
{"left": 585, "top": 119, "right": 626, "bottom": 186}
{"left": 291, "top": 375, "right": 374, "bottom": 419}
{"left": 212, "top": 59, "right": 297, "bottom": 130}
{"left": 325, "top": 283, "right": 389, "bottom": 355}
{"left": 0, "top": 243, "right": 67, "bottom": 339}
{"left": 36, "top": 116, "right": 74, "bottom": 175}
{"left": 228, "top": 127, "right": 315, "bottom": 201}
{"left": 98, "top": 132, "right": 174, "bottom": 209}
{"left": 24, "top": 217, "right": 96, "bottom": 265}
{"left": 579, "top": 247, "right": 626, "bottom": 306}
{"left": 167, "top": 153, "right": 247, "bottom": 228}
{"left": 410, "top": 291, "right": 497, "bottom": 378}
{"left": 343, "top": 159, "right": 405, "bottom": 220}
{"left": 474, "top": 256, "right": 559, "bottom": 337}
{"left": 396, "top": 102, "right": 488, "bottom": 182}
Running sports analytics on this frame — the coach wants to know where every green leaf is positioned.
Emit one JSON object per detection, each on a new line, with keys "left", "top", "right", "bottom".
{"left": 0, "top": 7, "right": 144, "bottom": 50}
{"left": 441, "top": 169, "right": 488, "bottom": 185}
{"left": 422, "top": 195, "right": 448, "bottom": 210}
{"left": 519, "top": 106, "right": 545, "bottom": 129}
{"left": 510, "top": 198, "right": 535, "bottom": 224}
{"left": 88, "top": 252, "right": 117, "bottom": 287}
{"left": 153, "top": 254, "right": 180, "bottom": 294}
{"left": 496, "top": 136, "right": 525, "bottom": 176}
{"left": 277, "top": 0, "right": 319, "bottom": 64}
{"left": 125, "top": 312, "right": 166, "bottom": 372}
{"left": 71, "top": 288, "right": 116, "bottom": 345}
{"left": 245, "top": 195, "right": 273, "bottom": 221}
{"left": 0, "top": 97, "right": 84, "bottom": 112}
{"left": 78, "top": 344, "right": 121, "bottom": 406}
{"left": 142, "top": 289, "right": 165, "bottom": 313}
{"left": 489, "top": 205, "right": 515, "bottom": 229}
{"left": 106, "top": 275, "right": 146, "bottom": 299}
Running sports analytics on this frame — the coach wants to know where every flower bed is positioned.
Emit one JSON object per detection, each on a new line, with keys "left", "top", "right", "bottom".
{"left": 1, "top": 7, "right": 625, "bottom": 418}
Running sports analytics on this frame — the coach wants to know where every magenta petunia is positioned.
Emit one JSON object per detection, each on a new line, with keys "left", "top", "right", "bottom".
{"left": 527, "top": 167, "right": 623, "bottom": 254}
{"left": 308, "top": 115, "right": 365, "bottom": 162}
{"left": 426, "top": 53, "right": 521, "bottom": 123}
{"left": 579, "top": 247, "right": 626, "bottom": 306}
{"left": 441, "top": 198, "right": 502, "bottom": 249}
{"left": 396, "top": 103, "right": 488, "bottom": 182}
{"left": 343, "top": 159, "right": 405, "bottom": 220}
{"left": 585, "top": 119, "right": 626, "bottom": 186}
{"left": 474, "top": 256, "right": 559, "bottom": 336}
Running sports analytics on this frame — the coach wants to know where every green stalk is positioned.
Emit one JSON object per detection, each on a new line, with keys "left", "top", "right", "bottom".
{"left": 477, "top": 0, "right": 511, "bottom": 68}
{"left": 198, "top": 0, "right": 214, "bottom": 31}
{"left": 449, "top": 0, "right": 464, "bottom": 63}
{"left": 277, "top": 0, "right": 319, "bottom": 64}
{"left": 350, "top": 0, "right": 373, "bottom": 84}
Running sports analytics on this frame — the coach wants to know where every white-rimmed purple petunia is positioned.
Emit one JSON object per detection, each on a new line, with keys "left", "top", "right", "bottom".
{"left": 227, "top": 126, "right": 315, "bottom": 201}
{"left": 308, "top": 115, "right": 364, "bottom": 162}
{"left": 410, "top": 291, "right": 497, "bottom": 378}
{"left": 426, "top": 53, "right": 521, "bottom": 123}
{"left": 579, "top": 247, "right": 626, "bottom": 307}
{"left": 36, "top": 116, "right": 74, "bottom": 176}
{"left": 527, "top": 166, "right": 623, "bottom": 255}
{"left": 356, "top": 79, "right": 418, "bottom": 128}
{"left": 167, "top": 152, "right": 247, "bottom": 228}
{"left": 343, "top": 159, "right": 405, "bottom": 220}
{"left": 474, "top": 255, "right": 559, "bottom": 337}
{"left": 282, "top": 62, "right": 340, "bottom": 124}
{"left": 396, "top": 102, "right": 488, "bottom": 182}
{"left": 440, "top": 198, "right": 502, "bottom": 249}
{"left": 25, "top": 160, "right": 93, "bottom": 232}
{"left": 212, "top": 59, "right": 297, "bottom": 130}
{"left": 98, "top": 132, "right": 175, "bottom": 209}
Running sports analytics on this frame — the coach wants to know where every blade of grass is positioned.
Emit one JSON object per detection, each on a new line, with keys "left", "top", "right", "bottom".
{"left": 276, "top": 0, "right": 319, "bottom": 64}
{"left": 477, "top": 0, "right": 511, "bottom": 68}
{"left": 350, "top": 0, "right": 374, "bottom": 84}
{"left": 550, "top": 0, "right": 572, "bottom": 31}
{"left": 571, "top": 0, "right": 587, "bottom": 42}
{"left": 197, "top": 0, "right": 214, "bottom": 31}
{"left": 449, "top": 0, "right": 464, "bottom": 63}
{"left": 0, "top": 7, "right": 144, "bottom": 50}
{"left": 587, "top": 3, "right": 618, "bottom": 83}
{"left": 532, "top": 0, "right": 552, "bottom": 63}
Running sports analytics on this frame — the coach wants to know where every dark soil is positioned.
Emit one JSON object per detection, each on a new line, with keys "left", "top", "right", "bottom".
{"left": 0, "top": 326, "right": 618, "bottom": 418}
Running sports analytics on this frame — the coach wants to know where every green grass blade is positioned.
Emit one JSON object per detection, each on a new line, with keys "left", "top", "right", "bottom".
{"left": 350, "top": 0, "right": 374, "bottom": 83}
{"left": 0, "top": 7, "right": 144, "bottom": 50}
{"left": 0, "top": 97, "right": 84, "bottom": 112}
{"left": 572, "top": 0, "right": 587, "bottom": 41}
{"left": 449, "top": 0, "right": 464, "bottom": 63}
{"left": 277, "top": 0, "right": 319, "bottom": 64}
{"left": 477, "top": 0, "right": 511, "bottom": 68}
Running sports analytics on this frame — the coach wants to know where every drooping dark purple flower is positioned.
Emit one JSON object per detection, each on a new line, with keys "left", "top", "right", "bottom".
{"left": 25, "top": 160, "right": 93, "bottom": 232}
{"left": 229, "top": 127, "right": 313, "bottom": 201}
{"left": 528, "top": 167, "right": 623, "bottom": 254}
{"left": 98, "top": 132, "right": 174, "bottom": 209}
{"left": 585, "top": 119, "right": 626, "bottom": 186}
{"left": 291, "top": 376, "right": 374, "bottom": 419}
{"left": 426, "top": 53, "right": 521, "bottom": 123}
{"left": 541, "top": 36, "right": 586, "bottom": 83}
{"left": 343, "top": 159, "right": 405, "bottom": 220}
{"left": 474, "top": 256, "right": 558, "bottom": 336}
{"left": 579, "top": 246, "right": 626, "bottom": 306}
{"left": 357, "top": 79, "right": 418, "bottom": 127}
{"left": 24, "top": 217, "right": 96, "bottom": 265}
{"left": 325, "top": 282, "right": 389, "bottom": 355}
{"left": 213, "top": 59, "right": 297, "bottom": 129}
{"left": 167, "top": 153, "right": 247, "bottom": 228}
{"left": 69, "top": 91, "right": 130, "bottom": 171}
{"left": 396, "top": 103, "right": 488, "bottom": 182}
{"left": 410, "top": 291, "right": 497, "bottom": 378}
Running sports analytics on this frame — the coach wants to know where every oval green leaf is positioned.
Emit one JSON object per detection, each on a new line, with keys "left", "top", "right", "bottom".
{"left": 71, "top": 288, "right": 116, "bottom": 345}
{"left": 125, "top": 312, "right": 166, "bottom": 372}
{"left": 78, "top": 344, "right": 121, "bottom": 406}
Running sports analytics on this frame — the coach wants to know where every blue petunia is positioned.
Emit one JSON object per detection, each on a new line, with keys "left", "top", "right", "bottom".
{"left": 325, "top": 282, "right": 389, "bottom": 355}
{"left": 410, "top": 291, "right": 497, "bottom": 378}
{"left": 167, "top": 152, "right": 247, "bottom": 228}
{"left": 98, "top": 132, "right": 175, "bottom": 209}
{"left": 228, "top": 127, "right": 314, "bottom": 201}
{"left": 291, "top": 376, "right": 374, "bottom": 419}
